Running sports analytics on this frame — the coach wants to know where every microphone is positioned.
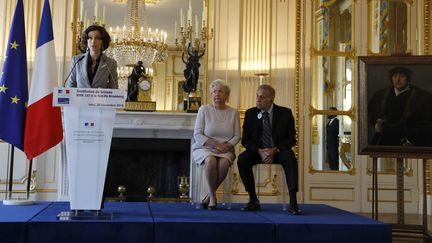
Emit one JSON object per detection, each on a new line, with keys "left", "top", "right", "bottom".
{"left": 63, "top": 55, "right": 86, "bottom": 87}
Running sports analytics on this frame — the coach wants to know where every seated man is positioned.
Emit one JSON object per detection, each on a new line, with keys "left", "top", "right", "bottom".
{"left": 237, "top": 84, "right": 301, "bottom": 215}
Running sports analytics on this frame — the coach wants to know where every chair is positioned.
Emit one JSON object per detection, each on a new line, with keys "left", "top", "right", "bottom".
{"left": 253, "top": 163, "right": 288, "bottom": 211}
{"left": 191, "top": 162, "right": 232, "bottom": 209}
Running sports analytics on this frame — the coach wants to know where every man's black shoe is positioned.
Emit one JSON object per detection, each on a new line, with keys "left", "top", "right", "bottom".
{"left": 241, "top": 201, "right": 261, "bottom": 211}
{"left": 288, "top": 205, "right": 302, "bottom": 215}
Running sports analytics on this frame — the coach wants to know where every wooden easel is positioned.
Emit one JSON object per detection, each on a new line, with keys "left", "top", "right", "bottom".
{"left": 371, "top": 157, "right": 431, "bottom": 242}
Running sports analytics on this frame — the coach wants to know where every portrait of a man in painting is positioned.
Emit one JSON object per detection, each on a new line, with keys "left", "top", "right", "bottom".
{"left": 358, "top": 56, "right": 432, "bottom": 157}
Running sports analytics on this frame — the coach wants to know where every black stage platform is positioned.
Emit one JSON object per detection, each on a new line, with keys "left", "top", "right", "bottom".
{"left": 0, "top": 201, "right": 391, "bottom": 243}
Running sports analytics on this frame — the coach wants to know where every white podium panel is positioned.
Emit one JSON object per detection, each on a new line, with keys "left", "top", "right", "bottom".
{"left": 64, "top": 107, "right": 115, "bottom": 210}
{"left": 54, "top": 88, "right": 125, "bottom": 210}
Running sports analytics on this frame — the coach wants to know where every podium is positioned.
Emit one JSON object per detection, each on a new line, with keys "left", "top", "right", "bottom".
{"left": 53, "top": 87, "right": 125, "bottom": 220}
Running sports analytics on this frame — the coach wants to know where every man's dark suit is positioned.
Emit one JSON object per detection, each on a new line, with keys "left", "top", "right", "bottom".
{"left": 238, "top": 104, "right": 299, "bottom": 195}
{"left": 326, "top": 118, "right": 339, "bottom": 170}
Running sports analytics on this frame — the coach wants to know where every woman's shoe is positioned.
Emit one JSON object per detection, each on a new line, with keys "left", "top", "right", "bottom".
{"left": 207, "top": 203, "right": 217, "bottom": 210}
{"left": 207, "top": 197, "right": 217, "bottom": 210}
{"left": 201, "top": 195, "right": 209, "bottom": 209}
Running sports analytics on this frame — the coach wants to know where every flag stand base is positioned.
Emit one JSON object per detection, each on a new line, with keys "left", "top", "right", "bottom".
{"left": 3, "top": 198, "right": 33, "bottom": 206}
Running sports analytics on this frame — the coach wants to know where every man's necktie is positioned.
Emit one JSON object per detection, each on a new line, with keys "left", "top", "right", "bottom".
{"left": 261, "top": 111, "right": 273, "bottom": 148}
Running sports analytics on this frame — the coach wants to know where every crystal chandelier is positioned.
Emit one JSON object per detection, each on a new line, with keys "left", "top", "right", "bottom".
{"left": 105, "top": 0, "right": 168, "bottom": 69}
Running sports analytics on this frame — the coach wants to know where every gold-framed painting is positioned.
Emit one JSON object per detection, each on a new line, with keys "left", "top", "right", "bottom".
{"left": 358, "top": 55, "right": 432, "bottom": 158}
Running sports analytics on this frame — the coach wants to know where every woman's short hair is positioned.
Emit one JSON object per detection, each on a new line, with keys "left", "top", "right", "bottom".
{"left": 210, "top": 79, "right": 231, "bottom": 100}
{"left": 81, "top": 25, "right": 111, "bottom": 51}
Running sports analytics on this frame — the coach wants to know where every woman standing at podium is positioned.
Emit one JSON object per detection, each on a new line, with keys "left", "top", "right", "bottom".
{"left": 65, "top": 25, "right": 118, "bottom": 89}
{"left": 65, "top": 25, "right": 118, "bottom": 211}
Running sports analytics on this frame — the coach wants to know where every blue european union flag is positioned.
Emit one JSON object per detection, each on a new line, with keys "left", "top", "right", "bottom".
{"left": 0, "top": 0, "right": 28, "bottom": 151}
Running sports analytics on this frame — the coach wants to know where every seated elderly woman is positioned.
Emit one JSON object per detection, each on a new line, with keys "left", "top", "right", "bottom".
{"left": 192, "top": 79, "right": 240, "bottom": 210}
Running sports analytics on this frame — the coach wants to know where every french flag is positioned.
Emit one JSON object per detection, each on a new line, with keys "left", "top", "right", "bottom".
{"left": 24, "top": 0, "right": 63, "bottom": 159}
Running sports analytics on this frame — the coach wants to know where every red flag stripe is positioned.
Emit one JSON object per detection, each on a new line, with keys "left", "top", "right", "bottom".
{"left": 24, "top": 93, "right": 62, "bottom": 159}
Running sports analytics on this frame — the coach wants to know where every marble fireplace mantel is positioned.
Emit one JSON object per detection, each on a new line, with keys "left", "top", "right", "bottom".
{"left": 113, "top": 111, "right": 197, "bottom": 139}
{"left": 58, "top": 111, "right": 197, "bottom": 201}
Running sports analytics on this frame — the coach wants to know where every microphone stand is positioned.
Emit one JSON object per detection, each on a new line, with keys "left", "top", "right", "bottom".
{"left": 63, "top": 54, "right": 86, "bottom": 87}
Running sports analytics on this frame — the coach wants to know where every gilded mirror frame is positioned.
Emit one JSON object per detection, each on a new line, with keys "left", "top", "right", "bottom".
{"left": 425, "top": 0, "right": 431, "bottom": 55}
{"left": 367, "top": 0, "right": 413, "bottom": 56}
{"left": 425, "top": 0, "right": 432, "bottom": 194}
{"left": 309, "top": 0, "right": 357, "bottom": 174}
{"left": 365, "top": 157, "right": 413, "bottom": 176}
{"left": 309, "top": 107, "right": 356, "bottom": 175}
{"left": 70, "top": 0, "right": 210, "bottom": 112}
